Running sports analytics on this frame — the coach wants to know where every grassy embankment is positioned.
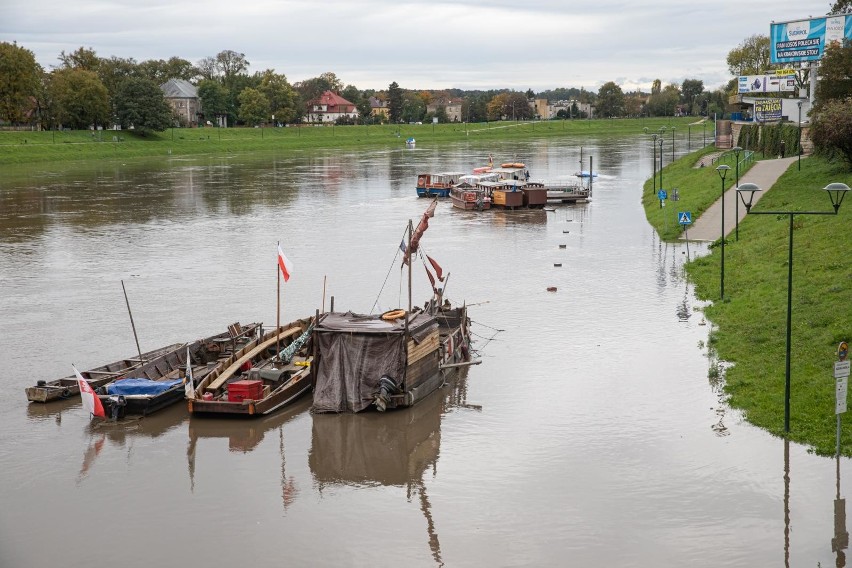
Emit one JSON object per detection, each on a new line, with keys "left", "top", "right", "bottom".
{"left": 645, "top": 149, "right": 852, "bottom": 455}
{"left": 0, "top": 117, "right": 696, "bottom": 166}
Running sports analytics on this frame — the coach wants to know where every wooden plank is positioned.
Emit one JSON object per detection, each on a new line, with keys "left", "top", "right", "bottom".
{"left": 205, "top": 327, "right": 301, "bottom": 393}
{"left": 407, "top": 332, "right": 439, "bottom": 364}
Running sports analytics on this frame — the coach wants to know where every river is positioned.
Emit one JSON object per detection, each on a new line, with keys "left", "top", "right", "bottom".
{"left": 0, "top": 136, "right": 847, "bottom": 567}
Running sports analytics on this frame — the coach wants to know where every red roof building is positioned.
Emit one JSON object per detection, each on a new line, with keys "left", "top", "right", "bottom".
{"left": 306, "top": 90, "right": 359, "bottom": 123}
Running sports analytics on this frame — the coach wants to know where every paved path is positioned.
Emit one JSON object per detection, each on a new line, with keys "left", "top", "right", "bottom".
{"left": 684, "top": 156, "right": 799, "bottom": 242}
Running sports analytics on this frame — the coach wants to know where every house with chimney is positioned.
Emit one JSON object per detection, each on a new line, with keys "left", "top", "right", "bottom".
{"left": 306, "top": 90, "right": 359, "bottom": 123}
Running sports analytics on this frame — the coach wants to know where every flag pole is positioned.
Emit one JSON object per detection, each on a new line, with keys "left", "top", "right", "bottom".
{"left": 322, "top": 275, "right": 327, "bottom": 313}
{"left": 276, "top": 241, "right": 281, "bottom": 357}
{"left": 120, "top": 280, "right": 144, "bottom": 364}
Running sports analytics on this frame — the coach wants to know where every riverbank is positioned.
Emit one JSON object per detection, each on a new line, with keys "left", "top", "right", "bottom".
{"left": 646, "top": 151, "right": 852, "bottom": 455}
{"left": 0, "top": 117, "right": 695, "bottom": 166}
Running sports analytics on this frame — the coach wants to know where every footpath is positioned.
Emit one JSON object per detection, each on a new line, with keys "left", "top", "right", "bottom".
{"left": 684, "top": 156, "right": 799, "bottom": 241}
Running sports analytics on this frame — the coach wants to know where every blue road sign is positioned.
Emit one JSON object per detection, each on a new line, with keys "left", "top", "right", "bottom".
{"left": 678, "top": 211, "right": 692, "bottom": 225}
{"left": 658, "top": 189, "right": 667, "bottom": 200}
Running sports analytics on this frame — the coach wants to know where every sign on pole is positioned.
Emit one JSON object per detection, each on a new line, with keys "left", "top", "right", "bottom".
{"left": 836, "top": 342, "right": 850, "bottom": 415}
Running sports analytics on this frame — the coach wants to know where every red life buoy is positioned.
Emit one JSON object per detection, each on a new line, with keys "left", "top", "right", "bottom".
{"left": 464, "top": 193, "right": 475, "bottom": 202}
{"left": 418, "top": 177, "right": 425, "bottom": 186}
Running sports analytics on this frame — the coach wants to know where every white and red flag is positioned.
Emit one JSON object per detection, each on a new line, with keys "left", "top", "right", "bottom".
{"left": 277, "top": 245, "right": 294, "bottom": 282}
{"left": 73, "top": 365, "right": 106, "bottom": 419}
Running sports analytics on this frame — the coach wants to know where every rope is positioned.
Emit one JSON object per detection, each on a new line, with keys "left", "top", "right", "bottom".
{"left": 370, "top": 226, "right": 409, "bottom": 314}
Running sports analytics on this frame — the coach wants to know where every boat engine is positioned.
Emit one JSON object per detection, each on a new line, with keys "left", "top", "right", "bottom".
{"left": 110, "top": 395, "right": 127, "bottom": 421}
{"left": 374, "top": 375, "right": 400, "bottom": 412}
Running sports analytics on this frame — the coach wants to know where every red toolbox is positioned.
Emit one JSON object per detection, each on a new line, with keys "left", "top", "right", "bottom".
{"left": 228, "top": 379, "right": 263, "bottom": 402}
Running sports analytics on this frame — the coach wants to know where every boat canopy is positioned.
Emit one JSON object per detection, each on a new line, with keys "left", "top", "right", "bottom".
{"left": 312, "top": 311, "right": 438, "bottom": 413}
{"left": 106, "top": 378, "right": 183, "bottom": 396}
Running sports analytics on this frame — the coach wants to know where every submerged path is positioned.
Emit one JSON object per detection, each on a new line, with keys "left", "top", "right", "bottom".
{"left": 684, "top": 156, "right": 799, "bottom": 242}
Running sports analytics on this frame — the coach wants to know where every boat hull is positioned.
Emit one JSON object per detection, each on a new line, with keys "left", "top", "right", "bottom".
{"left": 25, "top": 343, "right": 185, "bottom": 403}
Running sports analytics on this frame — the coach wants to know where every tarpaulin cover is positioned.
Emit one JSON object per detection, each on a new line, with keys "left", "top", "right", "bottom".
{"left": 106, "top": 378, "right": 183, "bottom": 396}
{"left": 311, "top": 311, "right": 438, "bottom": 413}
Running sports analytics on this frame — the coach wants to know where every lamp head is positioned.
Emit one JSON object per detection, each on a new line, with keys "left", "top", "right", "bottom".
{"left": 824, "top": 182, "right": 850, "bottom": 213}
{"left": 736, "top": 182, "right": 762, "bottom": 211}
{"left": 732, "top": 146, "right": 743, "bottom": 156}
{"left": 643, "top": 127, "right": 649, "bottom": 134}
{"left": 716, "top": 164, "right": 730, "bottom": 182}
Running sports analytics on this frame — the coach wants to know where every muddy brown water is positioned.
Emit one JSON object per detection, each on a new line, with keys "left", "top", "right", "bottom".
{"left": 0, "top": 138, "right": 847, "bottom": 567}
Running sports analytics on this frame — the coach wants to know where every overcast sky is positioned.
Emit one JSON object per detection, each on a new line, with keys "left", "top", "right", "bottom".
{"left": 2, "top": 0, "right": 833, "bottom": 93}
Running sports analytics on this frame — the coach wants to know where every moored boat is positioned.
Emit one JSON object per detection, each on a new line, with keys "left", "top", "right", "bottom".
{"left": 187, "top": 318, "right": 315, "bottom": 417}
{"left": 311, "top": 303, "right": 471, "bottom": 413}
{"left": 450, "top": 182, "right": 491, "bottom": 210}
{"left": 415, "top": 172, "right": 465, "bottom": 198}
{"left": 311, "top": 199, "right": 475, "bottom": 413}
{"left": 26, "top": 342, "right": 185, "bottom": 403}
{"left": 97, "top": 323, "right": 262, "bottom": 418}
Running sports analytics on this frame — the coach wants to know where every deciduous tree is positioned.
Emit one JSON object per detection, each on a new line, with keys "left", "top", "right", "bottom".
{"left": 237, "top": 87, "right": 269, "bottom": 126}
{"left": 809, "top": 97, "right": 852, "bottom": 169}
{"left": 114, "top": 77, "right": 173, "bottom": 133}
{"left": 256, "top": 70, "right": 299, "bottom": 124}
{"left": 47, "top": 68, "right": 110, "bottom": 129}
{"left": 726, "top": 34, "right": 770, "bottom": 76}
{"left": 596, "top": 82, "right": 625, "bottom": 118}
{"left": 0, "top": 42, "right": 42, "bottom": 124}
{"left": 814, "top": 39, "right": 852, "bottom": 104}
{"left": 198, "top": 79, "right": 229, "bottom": 124}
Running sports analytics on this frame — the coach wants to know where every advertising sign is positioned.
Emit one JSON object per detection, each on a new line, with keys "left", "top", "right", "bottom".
{"left": 770, "top": 15, "right": 852, "bottom": 64}
{"left": 737, "top": 75, "right": 796, "bottom": 93}
{"left": 754, "top": 99, "right": 783, "bottom": 121}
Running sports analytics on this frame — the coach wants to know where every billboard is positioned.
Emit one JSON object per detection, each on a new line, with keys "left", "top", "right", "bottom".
{"left": 754, "top": 99, "right": 783, "bottom": 121}
{"left": 770, "top": 15, "right": 852, "bottom": 63}
{"left": 738, "top": 74, "right": 796, "bottom": 93}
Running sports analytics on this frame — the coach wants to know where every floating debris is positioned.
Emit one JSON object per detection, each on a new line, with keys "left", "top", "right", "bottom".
{"left": 546, "top": 286, "right": 557, "bottom": 292}
{"left": 558, "top": 244, "right": 567, "bottom": 249}
{"left": 553, "top": 263, "right": 562, "bottom": 267}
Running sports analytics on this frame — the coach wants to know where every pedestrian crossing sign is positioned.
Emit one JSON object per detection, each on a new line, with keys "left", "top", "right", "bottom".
{"left": 678, "top": 211, "right": 692, "bottom": 225}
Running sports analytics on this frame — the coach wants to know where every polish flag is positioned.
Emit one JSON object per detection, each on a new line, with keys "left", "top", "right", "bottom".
{"left": 73, "top": 365, "right": 106, "bottom": 419}
{"left": 277, "top": 245, "right": 293, "bottom": 282}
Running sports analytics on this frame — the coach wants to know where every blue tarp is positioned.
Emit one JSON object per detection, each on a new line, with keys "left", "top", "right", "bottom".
{"left": 106, "top": 378, "right": 183, "bottom": 396}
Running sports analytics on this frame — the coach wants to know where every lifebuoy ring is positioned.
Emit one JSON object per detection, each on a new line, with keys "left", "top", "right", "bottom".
{"left": 381, "top": 309, "right": 406, "bottom": 321}
{"left": 464, "top": 193, "right": 475, "bottom": 202}
{"left": 417, "top": 177, "right": 425, "bottom": 186}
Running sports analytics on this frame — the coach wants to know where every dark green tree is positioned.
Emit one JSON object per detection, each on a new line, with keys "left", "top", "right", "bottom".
{"left": 114, "top": 77, "right": 172, "bottom": 133}
{"left": 829, "top": 0, "right": 851, "bottom": 13}
{"left": 596, "top": 81, "right": 625, "bottom": 118}
{"left": 680, "top": 79, "right": 705, "bottom": 114}
{"left": 388, "top": 82, "right": 403, "bottom": 122}
{"left": 237, "top": 87, "right": 269, "bottom": 126}
{"left": 58, "top": 47, "right": 100, "bottom": 71}
{"left": 197, "top": 79, "right": 229, "bottom": 125}
{"left": 0, "top": 42, "right": 43, "bottom": 124}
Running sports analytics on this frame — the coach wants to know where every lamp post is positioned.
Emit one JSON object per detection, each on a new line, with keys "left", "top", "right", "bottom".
{"left": 716, "top": 165, "right": 730, "bottom": 300}
{"left": 658, "top": 137, "right": 665, "bottom": 191}
{"left": 736, "top": 182, "right": 850, "bottom": 433}
{"left": 688, "top": 125, "right": 691, "bottom": 152}
{"left": 797, "top": 101, "right": 803, "bottom": 171}
{"left": 703, "top": 121, "right": 706, "bottom": 147}
{"left": 643, "top": 128, "right": 658, "bottom": 194}
{"left": 732, "top": 146, "right": 743, "bottom": 241}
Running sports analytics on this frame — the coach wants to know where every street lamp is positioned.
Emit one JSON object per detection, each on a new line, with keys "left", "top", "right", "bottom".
{"left": 716, "top": 165, "right": 730, "bottom": 300}
{"left": 688, "top": 124, "right": 691, "bottom": 153}
{"left": 644, "top": 128, "right": 658, "bottom": 194}
{"left": 732, "top": 146, "right": 743, "bottom": 241}
{"left": 736, "top": 181, "right": 850, "bottom": 433}
{"left": 797, "top": 100, "right": 803, "bottom": 171}
{"left": 658, "top": 137, "right": 665, "bottom": 191}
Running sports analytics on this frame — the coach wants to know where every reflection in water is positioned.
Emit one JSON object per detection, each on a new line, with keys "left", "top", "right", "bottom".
{"left": 310, "top": 370, "right": 475, "bottom": 566}
{"left": 185, "top": 397, "right": 311, "bottom": 499}
{"left": 785, "top": 438, "right": 790, "bottom": 568}
{"left": 835, "top": 452, "right": 849, "bottom": 566}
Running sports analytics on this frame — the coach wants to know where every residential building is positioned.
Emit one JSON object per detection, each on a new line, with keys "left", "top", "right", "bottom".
{"left": 306, "top": 91, "right": 359, "bottom": 123}
{"left": 369, "top": 96, "right": 389, "bottom": 120}
{"left": 160, "top": 79, "right": 201, "bottom": 127}
{"left": 426, "top": 99, "right": 463, "bottom": 122}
